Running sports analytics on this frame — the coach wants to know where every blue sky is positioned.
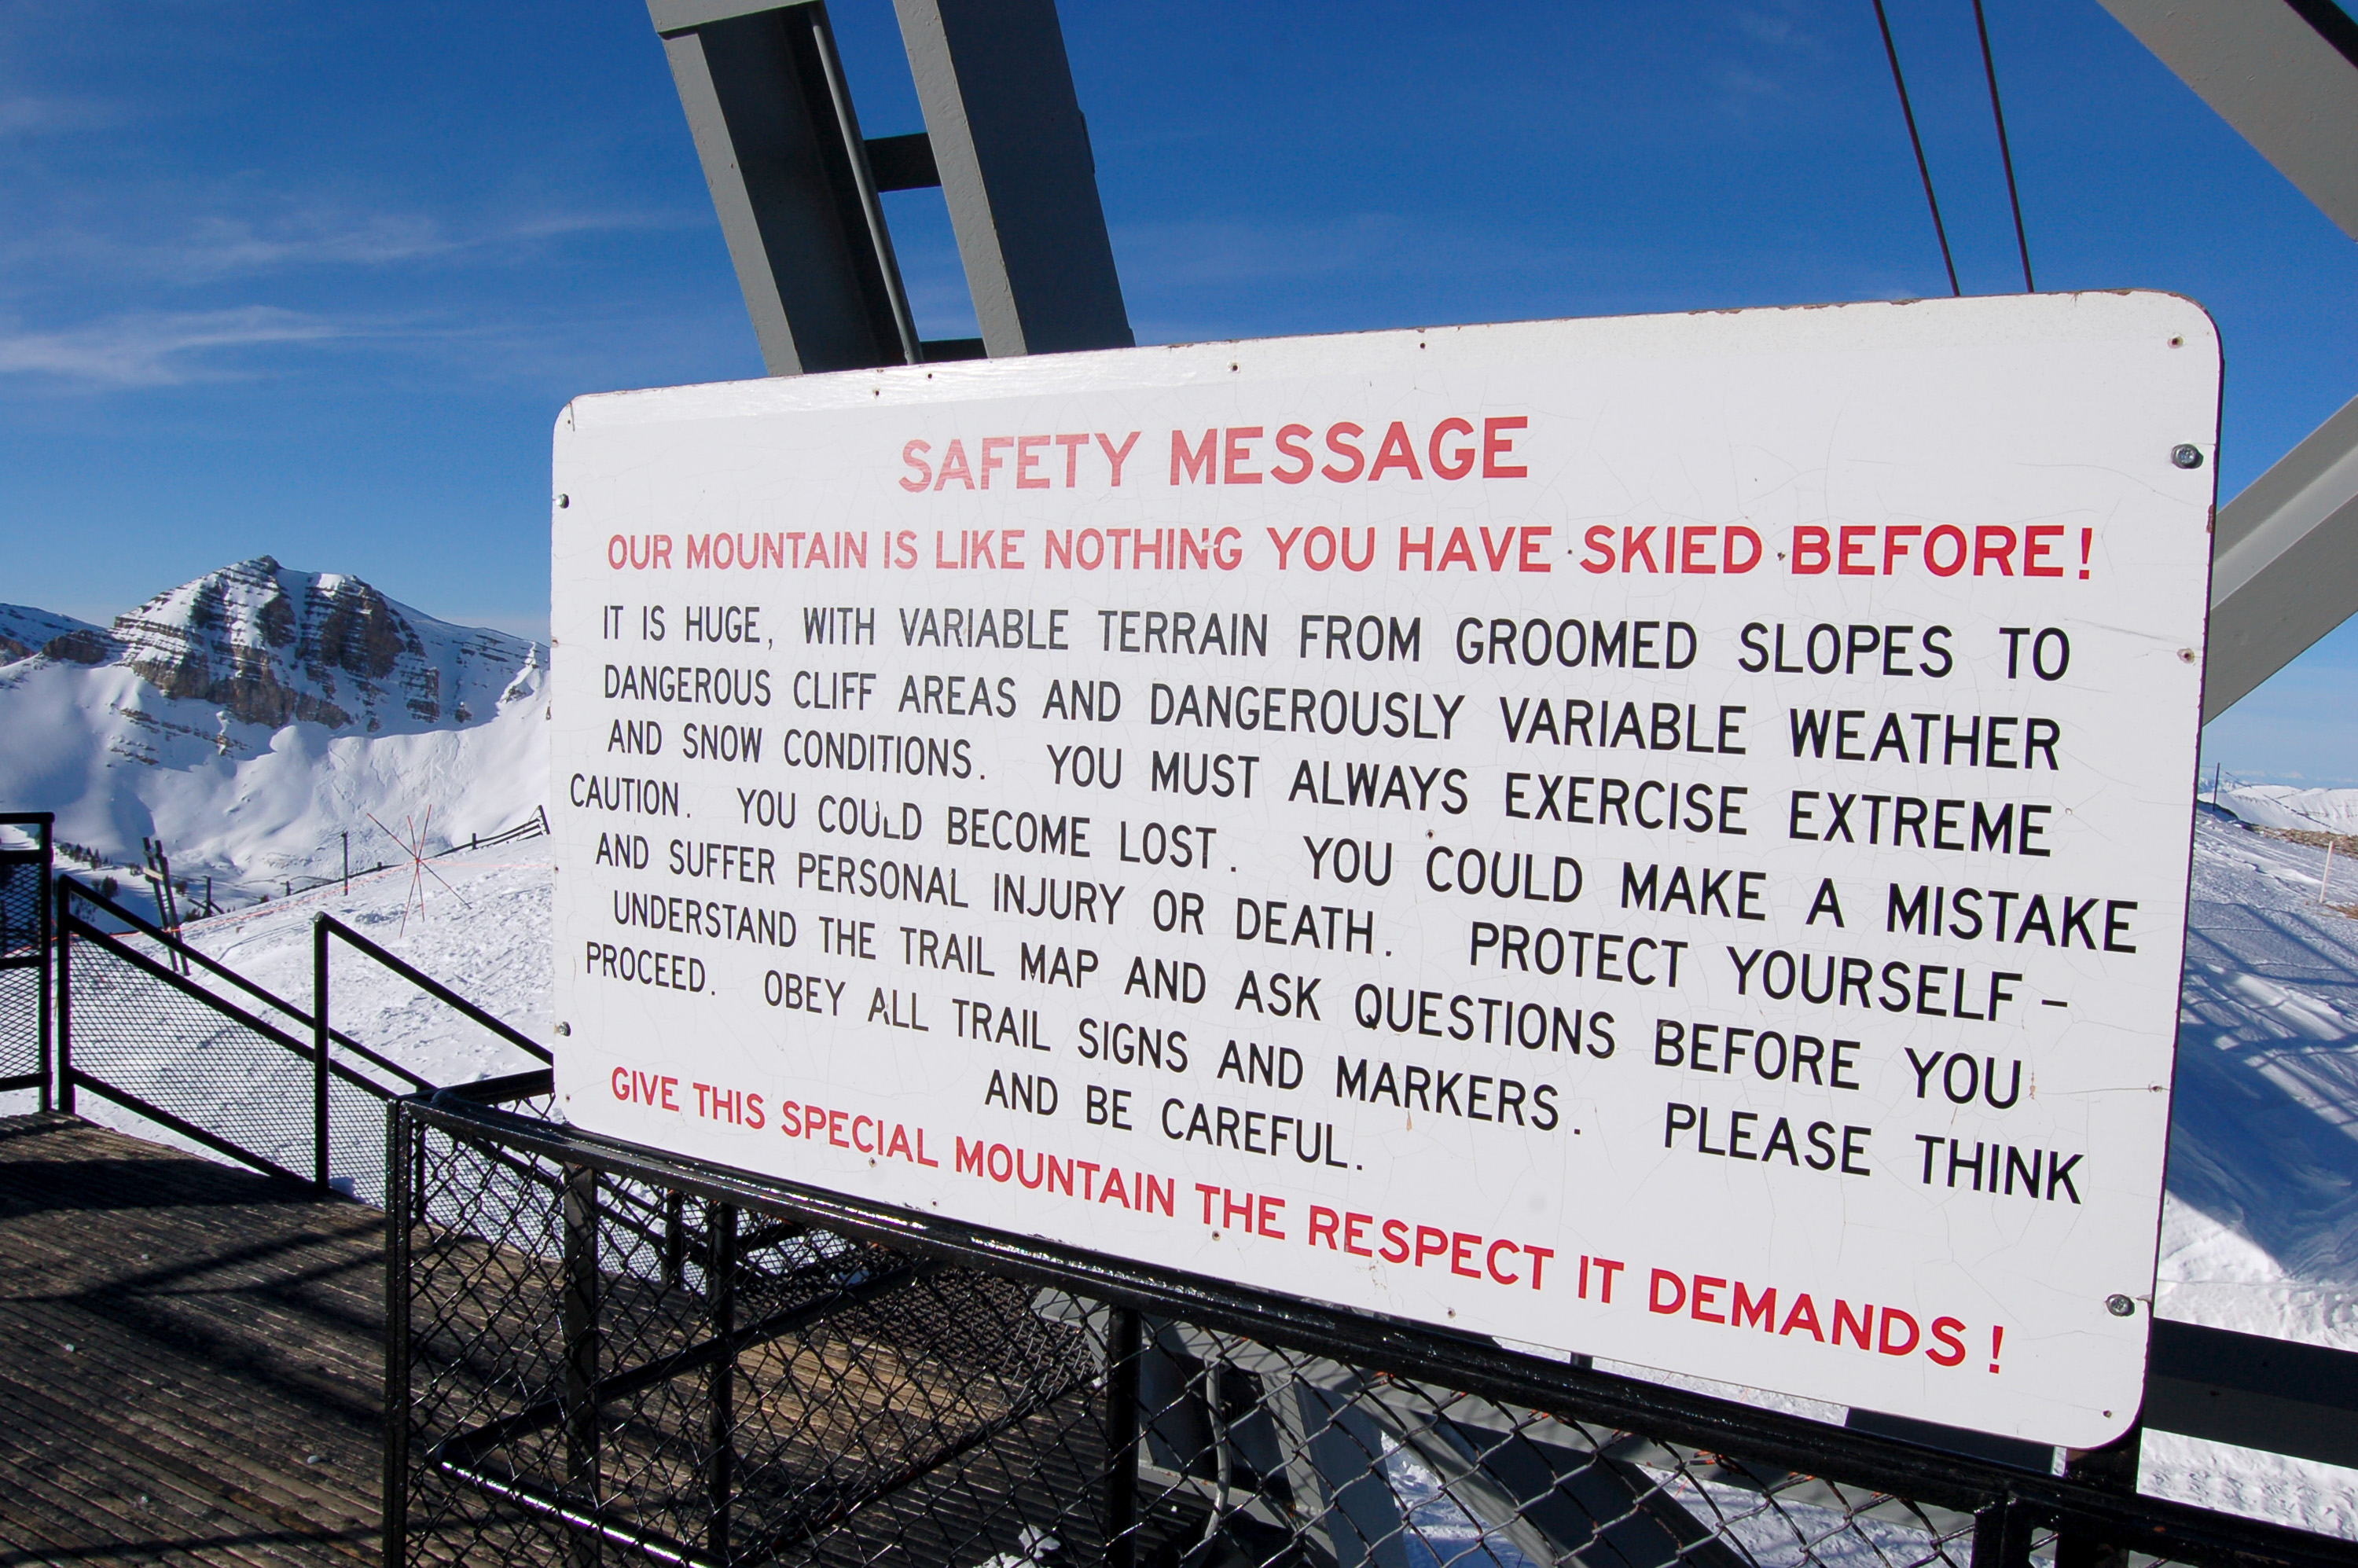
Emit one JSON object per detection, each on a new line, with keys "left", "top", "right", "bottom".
{"left": 2, "top": 1, "right": 2354, "bottom": 779}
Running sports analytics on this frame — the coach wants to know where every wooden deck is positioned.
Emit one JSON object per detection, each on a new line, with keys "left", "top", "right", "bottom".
{"left": 0, "top": 1112, "right": 385, "bottom": 1566}
{"left": 0, "top": 1112, "right": 1175, "bottom": 1567}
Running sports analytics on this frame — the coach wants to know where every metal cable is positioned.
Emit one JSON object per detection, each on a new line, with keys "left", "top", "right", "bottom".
{"left": 1973, "top": 0, "right": 2035, "bottom": 292}
{"left": 1871, "top": 0, "right": 1960, "bottom": 297}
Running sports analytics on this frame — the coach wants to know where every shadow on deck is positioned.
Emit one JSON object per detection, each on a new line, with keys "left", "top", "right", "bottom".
{"left": 0, "top": 1112, "right": 384, "bottom": 1566}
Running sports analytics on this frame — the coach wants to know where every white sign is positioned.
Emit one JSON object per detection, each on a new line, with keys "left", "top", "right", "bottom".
{"left": 550, "top": 292, "right": 2217, "bottom": 1448}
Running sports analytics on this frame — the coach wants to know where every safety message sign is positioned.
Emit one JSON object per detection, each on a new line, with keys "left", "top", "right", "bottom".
{"left": 550, "top": 292, "right": 2218, "bottom": 1446}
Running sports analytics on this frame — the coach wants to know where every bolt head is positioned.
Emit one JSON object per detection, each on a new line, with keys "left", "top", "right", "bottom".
{"left": 2172, "top": 444, "right": 2205, "bottom": 470}
{"left": 2106, "top": 1294, "right": 2137, "bottom": 1317}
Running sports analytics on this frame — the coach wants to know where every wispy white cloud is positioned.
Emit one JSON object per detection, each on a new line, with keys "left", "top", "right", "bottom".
{"left": 1733, "top": 10, "right": 1800, "bottom": 46}
{"left": 1716, "top": 61, "right": 1787, "bottom": 102}
{"left": 167, "top": 204, "right": 696, "bottom": 276}
{"left": 171, "top": 211, "right": 460, "bottom": 274}
{"left": 0, "top": 200, "right": 699, "bottom": 288}
{"left": 0, "top": 306, "right": 347, "bottom": 387}
{"left": 1712, "top": 1, "right": 1833, "bottom": 114}
{"left": 501, "top": 208, "right": 695, "bottom": 244}
{"left": 0, "top": 94, "right": 120, "bottom": 136}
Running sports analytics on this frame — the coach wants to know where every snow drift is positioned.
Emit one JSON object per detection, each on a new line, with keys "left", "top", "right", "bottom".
{"left": 2217, "top": 784, "right": 2358, "bottom": 838}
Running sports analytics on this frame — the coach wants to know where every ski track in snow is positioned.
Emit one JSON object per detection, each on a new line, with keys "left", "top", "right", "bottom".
{"left": 6, "top": 804, "right": 2358, "bottom": 1537}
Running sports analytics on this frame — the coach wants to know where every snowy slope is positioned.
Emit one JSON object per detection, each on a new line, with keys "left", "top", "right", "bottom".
{"left": 2167, "top": 817, "right": 2358, "bottom": 1338}
{"left": 182, "top": 843, "right": 554, "bottom": 1085}
{"left": 0, "top": 841, "right": 555, "bottom": 1211}
{"left": 2216, "top": 784, "right": 2358, "bottom": 838}
{"left": 0, "top": 558, "right": 547, "bottom": 897}
{"left": 2142, "top": 815, "right": 2358, "bottom": 1533}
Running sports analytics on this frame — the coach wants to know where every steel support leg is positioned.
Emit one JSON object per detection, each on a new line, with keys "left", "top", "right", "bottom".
{"left": 1263, "top": 1370, "right": 1410, "bottom": 1568}
{"left": 382, "top": 1100, "right": 413, "bottom": 1568}
{"left": 2056, "top": 1426, "right": 2142, "bottom": 1568}
{"left": 1104, "top": 1306, "right": 1141, "bottom": 1568}
{"left": 52, "top": 884, "right": 71, "bottom": 1116}
{"left": 706, "top": 1199, "right": 736, "bottom": 1562}
{"left": 561, "top": 1163, "right": 601, "bottom": 1566}
{"left": 664, "top": 1191, "right": 687, "bottom": 1290}
{"left": 1971, "top": 1496, "right": 2037, "bottom": 1568}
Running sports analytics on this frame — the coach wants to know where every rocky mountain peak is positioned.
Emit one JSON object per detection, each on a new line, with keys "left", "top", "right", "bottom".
{"left": 101, "top": 557, "right": 534, "bottom": 733}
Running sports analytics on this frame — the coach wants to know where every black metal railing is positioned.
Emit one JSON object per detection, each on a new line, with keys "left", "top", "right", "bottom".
{"left": 387, "top": 1095, "right": 2358, "bottom": 1568}
{"left": 0, "top": 812, "right": 53, "bottom": 1103}
{"left": 14, "top": 810, "right": 2356, "bottom": 1568}
{"left": 315, "top": 912, "right": 556, "bottom": 1118}
{"left": 52, "top": 876, "right": 549, "bottom": 1196}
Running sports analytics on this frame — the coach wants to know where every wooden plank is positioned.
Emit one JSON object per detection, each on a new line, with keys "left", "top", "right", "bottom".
{"left": 0, "top": 1113, "right": 387, "bottom": 1565}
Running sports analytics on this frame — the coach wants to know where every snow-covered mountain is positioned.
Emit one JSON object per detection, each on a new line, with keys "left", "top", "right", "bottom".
{"left": 2218, "top": 784, "right": 2358, "bottom": 837}
{"left": 0, "top": 558, "right": 545, "bottom": 897}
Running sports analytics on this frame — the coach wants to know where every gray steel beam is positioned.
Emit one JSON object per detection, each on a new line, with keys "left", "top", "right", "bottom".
{"left": 652, "top": 0, "right": 919, "bottom": 375}
{"left": 2098, "top": 0, "right": 2358, "bottom": 242}
{"left": 2205, "top": 391, "right": 2358, "bottom": 721}
{"left": 2143, "top": 1317, "right": 2358, "bottom": 1470}
{"left": 892, "top": 0, "right": 1133, "bottom": 358}
{"left": 2096, "top": 0, "right": 2358, "bottom": 717}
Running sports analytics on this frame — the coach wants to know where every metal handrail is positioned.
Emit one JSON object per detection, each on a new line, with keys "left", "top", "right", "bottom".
{"left": 53, "top": 873, "right": 548, "bottom": 1193}
{"left": 58, "top": 876, "right": 432, "bottom": 1092}
{"left": 316, "top": 913, "right": 551, "bottom": 1065}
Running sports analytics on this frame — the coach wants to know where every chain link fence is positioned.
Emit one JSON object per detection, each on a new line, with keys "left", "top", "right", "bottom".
{"left": 0, "top": 813, "right": 52, "bottom": 1100}
{"left": 389, "top": 1096, "right": 2358, "bottom": 1568}
{"left": 53, "top": 880, "right": 550, "bottom": 1199}
{"left": 60, "top": 923, "right": 358, "bottom": 1183}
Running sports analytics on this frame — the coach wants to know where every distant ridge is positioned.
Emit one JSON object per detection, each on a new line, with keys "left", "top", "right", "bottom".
{"left": 0, "top": 603, "right": 105, "bottom": 664}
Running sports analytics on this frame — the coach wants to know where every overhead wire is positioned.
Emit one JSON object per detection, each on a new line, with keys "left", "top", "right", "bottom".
{"left": 1871, "top": 0, "right": 1959, "bottom": 297}
{"left": 1972, "top": 0, "right": 2036, "bottom": 291}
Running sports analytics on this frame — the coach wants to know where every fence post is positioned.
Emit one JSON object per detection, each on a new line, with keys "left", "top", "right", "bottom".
{"left": 663, "top": 1191, "right": 685, "bottom": 1289}
{"left": 560, "top": 1162, "right": 601, "bottom": 1560}
{"left": 53, "top": 878, "right": 72, "bottom": 1116}
{"left": 1104, "top": 1305, "right": 1142, "bottom": 1568}
{"left": 383, "top": 1099, "right": 414, "bottom": 1567}
{"left": 2055, "top": 1426, "right": 2142, "bottom": 1568}
{"left": 36, "top": 821, "right": 53, "bottom": 1114}
{"left": 707, "top": 1199, "right": 737, "bottom": 1561}
{"left": 1971, "top": 1495, "right": 2036, "bottom": 1568}
{"left": 313, "top": 916, "right": 330, "bottom": 1192}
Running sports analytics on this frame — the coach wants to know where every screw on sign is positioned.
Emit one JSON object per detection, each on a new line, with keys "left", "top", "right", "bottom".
{"left": 547, "top": 293, "right": 2219, "bottom": 1449}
